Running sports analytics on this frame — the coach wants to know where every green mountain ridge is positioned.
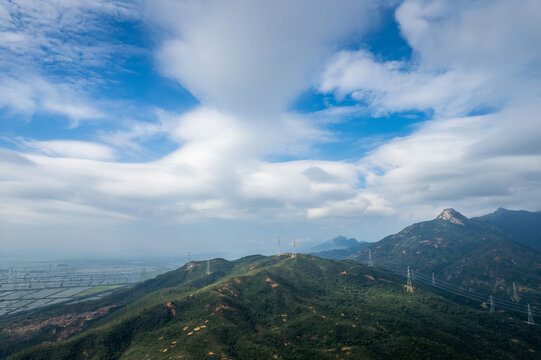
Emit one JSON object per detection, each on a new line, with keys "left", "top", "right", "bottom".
{"left": 350, "top": 209, "right": 541, "bottom": 305}
{"left": 473, "top": 208, "right": 541, "bottom": 252}
{"left": 2, "top": 255, "right": 540, "bottom": 359}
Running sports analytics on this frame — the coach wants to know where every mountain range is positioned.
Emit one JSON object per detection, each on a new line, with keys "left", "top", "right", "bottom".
{"left": 2, "top": 207, "right": 540, "bottom": 359}
{"left": 2, "top": 255, "right": 540, "bottom": 359}
{"left": 350, "top": 208, "right": 541, "bottom": 304}
{"left": 473, "top": 208, "right": 541, "bottom": 252}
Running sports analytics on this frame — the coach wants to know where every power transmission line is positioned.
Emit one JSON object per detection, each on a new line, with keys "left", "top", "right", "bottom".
{"left": 367, "top": 256, "right": 540, "bottom": 317}
{"left": 372, "top": 258, "right": 513, "bottom": 305}
{"left": 408, "top": 267, "right": 532, "bottom": 313}
{"left": 418, "top": 274, "right": 529, "bottom": 313}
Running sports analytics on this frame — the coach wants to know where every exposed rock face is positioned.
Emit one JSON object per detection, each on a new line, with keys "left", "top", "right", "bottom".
{"left": 437, "top": 208, "right": 467, "bottom": 225}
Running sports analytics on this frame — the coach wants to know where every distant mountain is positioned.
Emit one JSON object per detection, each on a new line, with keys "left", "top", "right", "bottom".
{"left": 2, "top": 255, "right": 540, "bottom": 359}
{"left": 351, "top": 209, "right": 541, "bottom": 302}
{"left": 473, "top": 208, "right": 541, "bottom": 251}
{"left": 308, "top": 236, "right": 362, "bottom": 252}
{"left": 307, "top": 236, "right": 370, "bottom": 259}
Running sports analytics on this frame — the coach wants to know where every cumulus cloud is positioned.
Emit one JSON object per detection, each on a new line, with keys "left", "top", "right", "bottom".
{"left": 145, "top": 0, "right": 379, "bottom": 116}
{"left": 360, "top": 101, "right": 541, "bottom": 217}
{"left": 3, "top": 0, "right": 541, "bottom": 256}
{"left": 0, "top": 108, "right": 371, "bottom": 226}
{"left": 396, "top": 0, "right": 541, "bottom": 73}
{"left": 312, "top": 0, "right": 541, "bottom": 219}
{"left": 320, "top": 0, "right": 541, "bottom": 117}
{"left": 13, "top": 100, "right": 538, "bottom": 229}
{"left": 320, "top": 50, "right": 491, "bottom": 116}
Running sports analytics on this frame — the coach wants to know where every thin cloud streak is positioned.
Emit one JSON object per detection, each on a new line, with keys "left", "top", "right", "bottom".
{"left": 0, "top": 0, "right": 139, "bottom": 124}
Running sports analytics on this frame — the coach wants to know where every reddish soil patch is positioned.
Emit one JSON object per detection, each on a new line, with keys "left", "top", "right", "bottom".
{"left": 8, "top": 305, "right": 118, "bottom": 341}
{"left": 166, "top": 302, "right": 176, "bottom": 316}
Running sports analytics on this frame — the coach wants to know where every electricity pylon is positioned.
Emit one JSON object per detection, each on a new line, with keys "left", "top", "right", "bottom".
{"left": 277, "top": 237, "right": 281, "bottom": 256}
{"left": 489, "top": 295, "right": 495, "bottom": 313}
{"left": 206, "top": 259, "right": 211, "bottom": 275}
{"left": 527, "top": 304, "right": 535, "bottom": 324}
{"left": 291, "top": 237, "right": 297, "bottom": 258}
{"left": 432, "top": 272, "right": 436, "bottom": 286}
{"left": 512, "top": 282, "right": 519, "bottom": 302}
{"left": 406, "top": 266, "right": 413, "bottom": 293}
{"left": 368, "top": 249, "right": 373, "bottom": 267}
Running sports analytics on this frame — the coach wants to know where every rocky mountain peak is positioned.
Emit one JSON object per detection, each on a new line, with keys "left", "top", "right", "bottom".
{"left": 436, "top": 208, "right": 467, "bottom": 225}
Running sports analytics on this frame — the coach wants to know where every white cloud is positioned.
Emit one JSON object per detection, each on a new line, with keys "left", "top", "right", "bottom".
{"left": 146, "top": 0, "right": 379, "bottom": 116}
{"left": 0, "top": 74, "right": 106, "bottom": 124}
{"left": 320, "top": 50, "right": 491, "bottom": 116}
{"left": 359, "top": 101, "right": 541, "bottom": 217}
{"left": 0, "top": 0, "right": 137, "bottom": 69}
{"left": 396, "top": 0, "right": 541, "bottom": 72}
{"left": 0, "top": 198, "right": 134, "bottom": 224}
{"left": 314, "top": 0, "right": 541, "bottom": 219}
{"left": 320, "top": 0, "right": 541, "bottom": 117}
{"left": 13, "top": 100, "right": 537, "bottom": 229}
{"left": 307, "top": 192, "right": 396, "bottom": 219}
{"left": 0, "top": 0, "right": 138, "bottom": 124}
{"left": 3, "top": 0, "right": 541, "bottom": 257}
{"left": 0, "top": 107, "right": 375, "bottom": 226}
{"left": 15, "top": 139, "right": 117, "bottom": 161}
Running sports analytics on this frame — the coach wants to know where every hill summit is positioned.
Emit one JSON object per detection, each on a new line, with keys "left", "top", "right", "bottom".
{"left": 436, "top": 208, "right": 467, "bottom": 225}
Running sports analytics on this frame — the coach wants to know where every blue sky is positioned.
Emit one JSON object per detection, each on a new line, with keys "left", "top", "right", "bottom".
{"left": 1, "top": 0, "right": 541, "bottom": 259}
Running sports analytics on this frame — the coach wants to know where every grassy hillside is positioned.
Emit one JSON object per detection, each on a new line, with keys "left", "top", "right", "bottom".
{"left": 0, "top": 255, "right": 271, "bottom": 356}
{"left": 3, "top": 255, "right": 540, "bottom": 359}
